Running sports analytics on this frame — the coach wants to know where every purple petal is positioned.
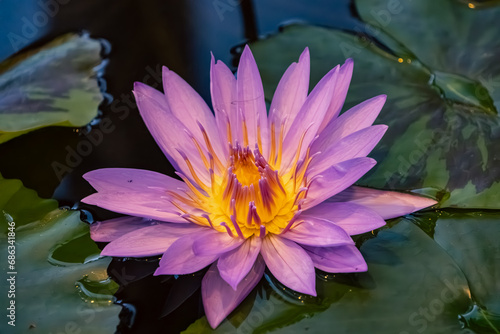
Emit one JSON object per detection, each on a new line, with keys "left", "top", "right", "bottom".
{"left": 202, "top": 256, "right": 265, "bottom": 329}
{"left": 302, "top": 202, "right": 386, "bottom": 235}
{"left": 100, "top": 224, "right": 200, "bottom": 257}
{"left": 90, "top": 216, "right": 154, "bottom": 242}
{"left": 308, "top": 125, "right": 387, "bottom": 177}
{"left": 281, "top": 65, "right": 339, "bottom": 172}
{"left": 163, "top": 67, "right": 226, "bottom": 162}
{"left": 210, "top": 54, "right": 236, "bottom": 148}
{"left": 329, "top": 186, "right": 437, "bottom": 219}
{"left": 83, "top": 168, "right": 187, "bottom": 194}
{"left": 269, "top": 48, "right": 310, "bottom": 142}
{"left": 281, "top": 216, "right": 354, "bottom": 247}
{"left": 154, "top": 231, "right": 219, "bottom": 275}
{"left": 192, "top": 230, "right": 244, "bottom": 256}
{"left": 260, "top": 234, "right": 316, "bottom": 296}
{"left": 303, "top": 157, "right": 376, "bottom": 210}
{"left": 133, "top": 83, "right": 210, "bottom": 185}
{"left": 218, "top": 236, "right": 262, "bottom": 290}
{"left": 82, "top": 191, "right": 188, "bottom": 223}
{"left": 312, "top": 94, "right": 387, "bottom": 154}
{"left": 318, "top": 58, "right": 354, "bottom": 132}
{"left": 236, "top": 45, "right": 269, "bottom": 155}
{"left": 303, "top": 244, "right": 368, "bottom": 273}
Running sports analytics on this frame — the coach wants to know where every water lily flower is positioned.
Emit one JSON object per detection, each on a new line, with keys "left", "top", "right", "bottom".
{"left": 82, "top": 45, "right": 436, "bottom": 328}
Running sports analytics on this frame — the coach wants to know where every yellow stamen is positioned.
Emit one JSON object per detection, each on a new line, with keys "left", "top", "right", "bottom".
{"left": 188, "top": 133, "right": 210, "bottom": 169}
{"left": 178, "top": 151, "right": 210, "bottom": 193}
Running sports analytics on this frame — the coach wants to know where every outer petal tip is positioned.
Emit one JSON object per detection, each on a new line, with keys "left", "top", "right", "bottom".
{"left": 133, "top": 81, "right": 151, "bottom": 93}
{"left": 413, "top": 195, "right": 438, "bottom": 209}
{"left": 80, "top": 194, "right": 95, "bottom": 205}
{"left": 378, "top": 124, "right": 389, "bottom": 133}
{"left": 344, "top": 58, "right": 354, "bottom": 66}
{"left": 203, "top": 258, "right": 265, "bottom": 328}
{"left": 299, "top": 47, "right": 310, "bottom": 62}
{"left": 100, "top": 244, "right": 116, "bottom": 257}
{"left": 153, "top": 267, "right": 163, "bottom": 276}
{"left": 240, "top": 44, "right": 256, "bottom": 63}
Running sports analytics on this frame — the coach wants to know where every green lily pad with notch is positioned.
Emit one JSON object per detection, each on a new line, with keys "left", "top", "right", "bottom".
{"left": 250, "top": 0, "right": 500, "bottom": 209}
{"left": 0, "top": 180, "right": 119, "bottom": 333}
{"left": 183, "top": 216, "right": 483, "bottom": 334}
{"left": 432, "top": 211, "right": 500, "bottom": 332}
{"left": 0, "top": 33, "right": 106, "bottom": 144}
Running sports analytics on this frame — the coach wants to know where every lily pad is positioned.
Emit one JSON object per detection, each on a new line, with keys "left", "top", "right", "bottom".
{"left": 0, "top": 172, "right": 57, "bottom": 232}
{"left": 433, "top": 211, "right": 500, "bottom": 332}
{"left": 0, "top": 33, "right": 106, "bottom": 144}
{"left": 182, "top": 216, "right": 483, "bottom": 333}
{"left": 250, "top": 0, "right": 500, "bottom": 209}
{"left": 0, "top": 182, "right": 119, "bottom": 333}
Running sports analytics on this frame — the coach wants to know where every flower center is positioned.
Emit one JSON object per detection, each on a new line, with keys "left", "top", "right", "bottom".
{"left": 206, "top": 144, "right": 297, "bottom": 238}
{"left": 167, "top": 122, "right": 313, "bottom": 239}
{"left": 231, "top": 146, "right": 261, "bottom": 187}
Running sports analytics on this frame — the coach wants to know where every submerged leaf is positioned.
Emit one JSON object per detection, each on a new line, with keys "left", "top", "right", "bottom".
{"left": 0, "top": 33, "right": 106, "bottom": 143}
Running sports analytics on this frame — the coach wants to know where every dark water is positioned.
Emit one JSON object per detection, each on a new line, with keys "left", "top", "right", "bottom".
{"left": 0, "top": 1, "right": 358, "bottom": 332}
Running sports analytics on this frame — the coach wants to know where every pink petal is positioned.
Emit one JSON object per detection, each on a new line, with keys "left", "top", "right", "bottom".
{"left": 202, "top": 256, "right": 265, "bottom": 329}
{"left": 83, "top": 168, "right": 188, "bottom": 194}
{"left": 163, "top": 67, "right": 226, "bottom": 162}
{"left": 302, "top": 202, "right": 386, "bottom": 235}
{"left": 154, "top": 231, "right": 219, "bottom": 275}
{"left": 281, "top": 217, "right": 354, "bottom": 247}
{"left": 192, "top": 230, "right": 244, "bottom": 256}
{"left": 133, "top": 83, "right": 210, "bottom": 185}
{"left": 217, "top": 236, "right": 262, "bottom": 290}
{"left": 269, "top": 48, "right": 310, "bottom": 143}
{"left": 100, "top": 224, "right": 199, "bottom": 257}
{"left": 236, "top": 45, "right": 269, "bottom": 155}
{"left": 260, "top": 234, "right": 316, "bottom": 296}
{"left": 90, "top": 216, "right": 154, "bottom": 242}
{"left": 308, "top": 125, "right": 387, "bottom": 178}
{"left": 318, "top": 58, "right": 354, "bottom": 132}
{"left": 281, "top": 65, "right": 338, "bottom": 172}
{"left": 303, "top": 157, "right": 377, "bottom": 210}
{"left": 329, "top": 186, "right": 437, "bottom": 219}
{"left": 210, "top": 54, "right": 236, "bottom": 148}
{"left": 312, "top": 94, "right": 387, "bottom": 154}
{"left": 303, "top": 244, "right": 368, "bottom": 273}
{"left": 81, "top": 191, "right": 186, "bottom": 223}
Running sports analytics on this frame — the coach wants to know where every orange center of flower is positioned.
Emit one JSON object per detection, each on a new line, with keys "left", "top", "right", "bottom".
{"left": 168, "top": 121, "right": 314, "bottom": 239}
